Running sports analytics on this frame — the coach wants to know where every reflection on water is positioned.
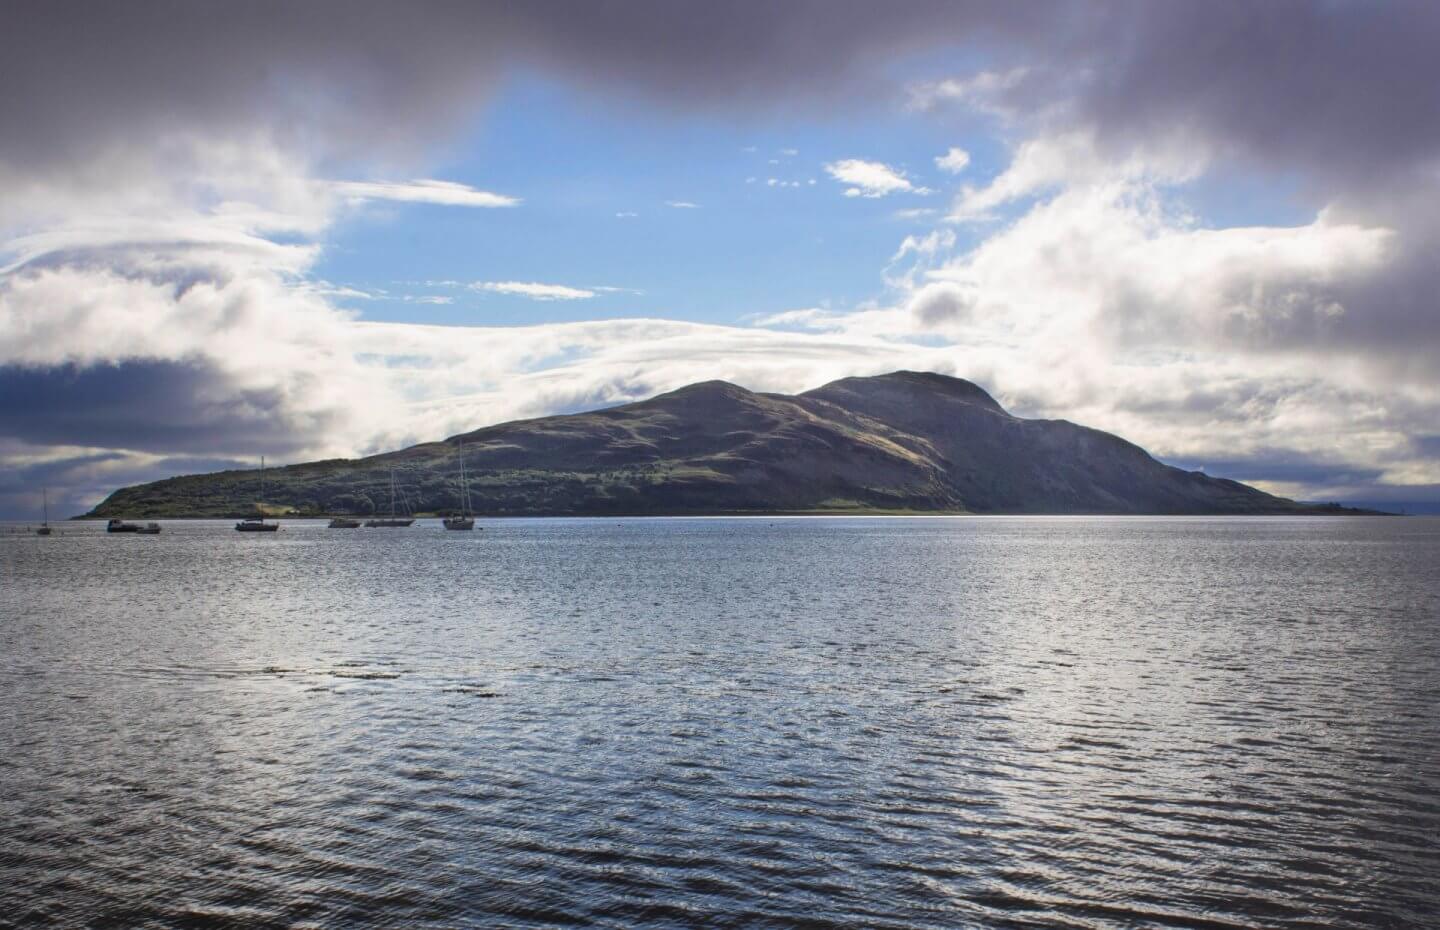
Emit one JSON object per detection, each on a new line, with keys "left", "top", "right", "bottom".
{"left": 3, "top": 516, "right": 1438, "bottom": 928}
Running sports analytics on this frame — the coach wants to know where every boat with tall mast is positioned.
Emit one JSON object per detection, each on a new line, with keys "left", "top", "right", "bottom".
{"left": 365, "top": 468, "right": 415, "bottom": 527}
{"left": 443, "top": 444, "right": 476, "bottom": 531}
{"left": 36, "top": 488, "right": 53, "bottom": 535}
{"left": 235, "top": 456, "right": 280, "bottom": 532}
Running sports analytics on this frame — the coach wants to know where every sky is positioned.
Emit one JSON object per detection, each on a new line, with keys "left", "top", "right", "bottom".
{"left": 3, "top": 0, "right": 1440, "bottom": 517}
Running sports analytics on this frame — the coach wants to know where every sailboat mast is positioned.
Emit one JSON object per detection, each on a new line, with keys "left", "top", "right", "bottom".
{"left": 42, "top": 487, "right": 49, "bottom": 526}
{"left": 459, "top": 445, "right": 470, "bottom": 515}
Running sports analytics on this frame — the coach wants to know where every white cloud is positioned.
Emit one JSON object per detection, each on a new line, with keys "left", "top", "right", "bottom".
{"left": 875, "top": 175, "right": 1422, "bottom": 494}
{"left": 935, "top": 147, "right": 970, "bottom": 174}
{"left": 473, "top": 281, "right": 596, "bottom": 301}
{"left": 892, "top": 229, "right": 955, "bottom": 262}
{"left": 950, "top": 130, "right": 1205, "bottom": 221}
{"left": 331, "top": 178, "right": 519, "bottom": 208}
{"left": 824, "top": 159, "right": 932, "bottom": 198}
{"left": 664, "top": 200, "right": 700, "bottom": 209}
{"left": 906, "top": 68, "right": 1030, "bottom": 118}
{"left": 615, "top": 211, "right": 639, "bottom": 218}
{"left": 304, "top": 281, "right": 382, "bottom": 301}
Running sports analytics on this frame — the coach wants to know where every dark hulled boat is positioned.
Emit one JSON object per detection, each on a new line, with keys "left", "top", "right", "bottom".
{"left": 235, "top": 457, "right": 279, "bottom": 532}
{"left": 443, "top": 444, "right": 476, "bottom": 531}
{"left": 365, "top": 469, "right": 415, "bottom": 527}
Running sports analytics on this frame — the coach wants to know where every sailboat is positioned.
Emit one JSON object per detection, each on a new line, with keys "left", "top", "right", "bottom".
{"left": 443, "top": 445, "right": 476, "bottom": 531}
{"left": 365, "top": 469, "right": 415, "bottom": 527}
{"left": 235, "top": 456, "right": 280, "bottom": 532}
{"left": 36, "top": 488, "right": 53, "bottom": 535}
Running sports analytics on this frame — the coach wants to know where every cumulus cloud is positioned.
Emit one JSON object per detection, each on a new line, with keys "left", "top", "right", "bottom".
{"left": 949, "top": 130, "right": 1206, "bottom": 221}
{"left": 873, "top": 178, "right": 1434, "bottom": 500}
{"left": 934, "top": 147, "right": 971, "bottom": 174}
{"left": 0, "top": 231, "right": 399, "bottom": 460}
{"left": 473, "top": 281, "right": 597, "bottom": 301}
{"left": 825, "top": 159, "right": 932, "bottom": 198}
{"left": 664, "top": 200, "right": 700, "bottom": 209}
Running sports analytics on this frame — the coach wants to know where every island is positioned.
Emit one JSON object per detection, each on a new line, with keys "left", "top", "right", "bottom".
{"left": 86, "top": 371, "right": 1372, "bottom": 518}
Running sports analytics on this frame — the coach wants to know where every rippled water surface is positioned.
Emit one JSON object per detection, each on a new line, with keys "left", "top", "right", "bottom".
{"left": 3, "top": 516, "right": 1438, "bottom": 928}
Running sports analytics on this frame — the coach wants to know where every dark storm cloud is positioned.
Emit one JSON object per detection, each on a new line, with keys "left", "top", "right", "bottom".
{"left": 0, "top": 361, "right": 326, "bottom": 457}
{"left": 1056, "top": 1, "right": 1440, "bottom": 193}
{"left": 0, "top": 1, "right": 1046, "bottom": 180}
{"left": 6, "top": 2, "right": 1435, "bottom": 198}
{"left": 0, "top": 449, "right": 248, "bottom": 520}
{"left": 1182, "top": 455, "right": 1384, "bottom": 490}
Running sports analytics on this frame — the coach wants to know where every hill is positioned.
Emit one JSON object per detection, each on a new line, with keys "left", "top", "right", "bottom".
{"left": 86, "top": 371, "right": 1363, "bottom": 517}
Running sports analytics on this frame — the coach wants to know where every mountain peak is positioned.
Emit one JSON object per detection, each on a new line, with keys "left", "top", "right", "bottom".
{"left": 664, "top": 379, "right": 754, "bottom": 398}
{"left": 805, "top": 370, "right": 1005, "bottom": 414}
{"left": 623, "top": 379, "right": 764, "bottom": 417}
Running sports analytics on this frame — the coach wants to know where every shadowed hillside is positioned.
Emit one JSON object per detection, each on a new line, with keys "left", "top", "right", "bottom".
{"left": 87, "top": 372, "right": 1365, "bottom": 517}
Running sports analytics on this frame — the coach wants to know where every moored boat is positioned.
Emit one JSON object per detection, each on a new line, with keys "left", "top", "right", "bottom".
{"left": 366, "top": 469, "right": 414, "bottom": 527}
{"left": 36, "top": 488, "right": 53, "bottom": 535}
{"left": 235, "top": 456, "right": 280, "bottom": 532}
{"left": 328, "top": 517, "right": 362, "bottom": 528}
{"left": 106, "top": 518, "right": 141, "bottom": 533}
{"left": 443, "top": 444, "right": 476, "bottom": 531}
{"left": 137, "top": 522, "right": 162, "bottom": 535}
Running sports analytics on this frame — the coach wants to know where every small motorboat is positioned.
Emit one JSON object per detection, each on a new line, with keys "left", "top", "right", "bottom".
{"left": 328, "top": 517, "right": 362, "bottom": 528}
{"left": 106, "top": 519, "right": 142, "bottom": 533}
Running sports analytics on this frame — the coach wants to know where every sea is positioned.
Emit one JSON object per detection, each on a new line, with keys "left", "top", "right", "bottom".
{"left": 3, "top": 516, "right": 1437, "bottom": 929}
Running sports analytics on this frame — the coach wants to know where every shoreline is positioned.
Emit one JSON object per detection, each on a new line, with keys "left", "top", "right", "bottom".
{"left": 69, "top": 506, "right": 1395, "bottom": 521}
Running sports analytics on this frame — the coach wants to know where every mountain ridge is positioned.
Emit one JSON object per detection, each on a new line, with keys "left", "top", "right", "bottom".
{"left": 86, "top": 371, "right": 1370, "bottom": 517}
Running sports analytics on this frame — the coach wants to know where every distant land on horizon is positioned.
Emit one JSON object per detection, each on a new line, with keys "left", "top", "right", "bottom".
{"left": 87, "top": 371, "right": 1380, "bottom": 519}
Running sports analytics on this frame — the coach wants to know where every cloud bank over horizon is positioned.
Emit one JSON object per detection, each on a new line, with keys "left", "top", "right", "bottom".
{"left": 3, "top": 1, "right": 1439, "bottom": 516}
